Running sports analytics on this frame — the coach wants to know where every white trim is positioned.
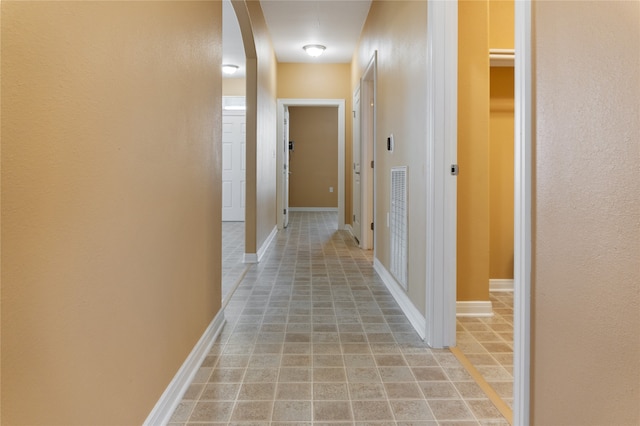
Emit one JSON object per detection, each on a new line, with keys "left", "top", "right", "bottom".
{"left": 456, "top": 301, "right": 494, "bottom": 317}
{"left": 360, "top": 52, "right": 377, "bottom": 252}
{"left": 143, "top": 310, "right": 226, "bottom": 426}
{"left": 490, "top": 279, "right": 514, "bottom": 292}
{"left": 256, "top": 225, "right": 277, "bottom": 263}
{"left": 276, "top": 99, "right": 345, "bottom": 231}
{"left": 514, "top": 0, "right": 532, "bottom": 424}
{"left": 374, "top": 258, "right": 426, "bottom": 339}
{"left": 344, "top": 224, "right": 354, "bottom": 236}
{"left": 288, "top": 207, "right": 338, "bottom": 212}
{"left": 425, "top": 0, "right": 458, "bottom": 349}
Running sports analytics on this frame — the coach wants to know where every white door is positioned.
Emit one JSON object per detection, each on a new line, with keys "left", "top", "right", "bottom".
{"left": 283, "top": 107, "right": 290, "bottom": 227}
{"left": 352, "top": 87, "right": 362, "bottom": 244}
{"left": 222, "top": 112, "right": 246, "bottom": 221}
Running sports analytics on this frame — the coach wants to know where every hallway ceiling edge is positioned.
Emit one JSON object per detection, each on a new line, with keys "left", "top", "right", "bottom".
{"left": 224, "top": 0, "right": 372, "bottom": 78}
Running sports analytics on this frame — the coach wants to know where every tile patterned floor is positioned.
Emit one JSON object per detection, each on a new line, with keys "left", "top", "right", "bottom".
{"left": 169, "top": 212, "right": 508, "bottom": 425}
{"left": 456, "top": 292, "right": 514, "bottom": 408}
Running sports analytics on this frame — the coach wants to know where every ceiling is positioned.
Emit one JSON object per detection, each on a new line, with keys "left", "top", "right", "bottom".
{"left": 223, "top": 0, "right": 372, "bottom": 78}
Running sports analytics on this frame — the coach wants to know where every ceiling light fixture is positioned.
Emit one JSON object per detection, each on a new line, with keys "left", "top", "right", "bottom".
{"left": 303, "top": 44, "right": 326, "bottom": 58}
{"left": 222, "top": 64, "right": 239, "bottom": 75}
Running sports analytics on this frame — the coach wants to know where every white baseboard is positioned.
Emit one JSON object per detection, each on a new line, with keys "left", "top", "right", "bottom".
{"left": 243, "top": 226, "right": 278, "bottom": 264}
{"left": 344, "top": 224, "right": 359, "bottom": 245}
{"left": 143, "top": 309, "right": 226, "bottom": 426}
{"left": 373, "top": 258, "right": 426, "bottom": 339}
{"left": 490, "top": 278, "right": 514, "bottom": 292}
{"left": 288, "top": 207, "right": 338, "bottom": 212}
{"left": 257, "top": 226, "right": 277, "bottom": 262}
{"left": 456, "top": 301, "right": 494, "bottom": 317}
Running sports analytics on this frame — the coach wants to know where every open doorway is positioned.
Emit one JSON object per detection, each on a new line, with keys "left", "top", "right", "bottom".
{"left": 287, "top": 106, "right": 340, "bottom": 215}
{"left": 428, "top": 0, "right": 532, "bottom": 424}
{"left": 222, "top": 0, "right": 248, "bottom": 303}
{"left": 276, "top": 99, "right": 346, "bottom": 231}
{"left": 453, "top": 0, "right": 516, "bottom": 419}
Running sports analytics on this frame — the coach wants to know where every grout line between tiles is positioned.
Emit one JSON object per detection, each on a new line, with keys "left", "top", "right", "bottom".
{"left": 450, "top": 345, "right": 513, "bottom": 425}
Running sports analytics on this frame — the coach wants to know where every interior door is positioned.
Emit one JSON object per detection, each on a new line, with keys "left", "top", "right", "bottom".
{"left": 222, "top": 111, "right": 246, "bottom": 221}
{"left": 352, "top": 86, "right": 362, "bottom": 244}
{"left": 283, "top": 107, "right": 290, "bottom": 228}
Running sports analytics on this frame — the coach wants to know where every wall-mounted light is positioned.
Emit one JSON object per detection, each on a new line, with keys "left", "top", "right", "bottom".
{"left": 222, "top": 64, "right": 239, "bottom": 75}
{"left": 303, "top": 44, "right": 326, "bottom": 58}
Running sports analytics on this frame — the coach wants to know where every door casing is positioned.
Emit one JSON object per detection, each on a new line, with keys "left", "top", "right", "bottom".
{"left": 428, "top": 0, "right": 532, "bottom": 424}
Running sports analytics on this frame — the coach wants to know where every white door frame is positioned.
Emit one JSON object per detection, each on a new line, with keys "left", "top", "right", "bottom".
{"left": 351, "top": 85, "right": 363, "bottom": 243}
{"left": 512, "top": 1, "right": 532, "bottom": 423}
{"left": 359, "top": 52, "right": 377, "bottom": 251}
{"left": 424, "top": 0, "right": 458, "bottom": 350}
{"left": 276, "top": 99, "right": 346, "bottom": 230}
{"left": 428, "top": 0, "right": 532, "bottom": 424}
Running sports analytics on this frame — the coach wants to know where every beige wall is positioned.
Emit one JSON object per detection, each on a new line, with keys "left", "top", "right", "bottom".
{"left": 352, "top": 1, "right": 428, "bottom": 314}
{"left": 489, "top": 67, "right": 514, "bottom": 279}
{"left": 532, "top": 1, "right": 640, "bottom": 423}
{"left": 457, "top": 0, "right": 491, "bottom": 301}
{"left": 489, "top": 1, "right": 514, "bottom": 280}
{"left": 1, "top": 2, "right": 222, "bottom": 424}
{"left": 233, "top": 0, "right": 277, "bottom": 254}
{"left": 277, "top": 63, "right": 352, "bottom": 221}
{"left": 288, "top": 106, "right": 339, "bottom": 208}
{"left": 489, "top": 0, "right": 514, "bottom": 49}
{"left": 223, "top": 77, "right": 246, "bottom": 96}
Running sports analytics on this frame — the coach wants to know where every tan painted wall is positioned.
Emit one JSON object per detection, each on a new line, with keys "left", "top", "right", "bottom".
{"left": 489, "top": 0, "right": 514, "bottom": 280}
{"left": 532, "top": 1, "right": 640, "bottom": 423}
{"left": 288, "top": 106, "right": 339, "bottom": 208}
{"left": 489, "top": 0, "right": 514, "bottom": 49}
{"left": 457, "top": 0, "right": 491, "bottom": 301}
{"left": 1, "top": 2, "right": 222, "bottom": 424}
{"left": 277, "top": 63, "right": 352, "bottom": 221}
{"left": 489, "top": 67, "right": 514, "bottom": 279}
{"left": 233, "top": 1, "right": 277, "bottom": 254}
{"left": 223, "top": 78, "right": 246, "bottom": 96}
{"left": 352, "top": 1, "right": 428, "bottom": 314}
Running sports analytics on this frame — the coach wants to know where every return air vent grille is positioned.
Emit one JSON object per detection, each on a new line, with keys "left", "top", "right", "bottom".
{"left": 390, "top": 166, "right": 408, "bottom": 290}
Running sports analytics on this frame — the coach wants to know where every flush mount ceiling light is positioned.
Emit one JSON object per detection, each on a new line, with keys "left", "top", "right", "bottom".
{"left": 303, "top": 44, "right": 326, "bottom": 58}
{"left": 222, "top": 64, "right": 239, "bottom": 75}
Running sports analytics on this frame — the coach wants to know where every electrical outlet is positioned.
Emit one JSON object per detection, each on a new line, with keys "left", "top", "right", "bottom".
{"left": 329, "top": 187, "right": 334, "bottom": 193}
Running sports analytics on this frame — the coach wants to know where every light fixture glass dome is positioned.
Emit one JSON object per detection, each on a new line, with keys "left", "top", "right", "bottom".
{"left": 222, "top": 64, "right": 239, "bottom": 75}
{"left": 303, "top": 44, "right": 326, "bottom": 57}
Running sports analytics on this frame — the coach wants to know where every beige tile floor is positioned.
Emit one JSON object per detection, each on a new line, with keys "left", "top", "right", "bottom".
{"left": 169, "top": 212, "right": 508, "bottom": 425}
{"left": 456, "top": 293, "right": 514, "bottom": 408}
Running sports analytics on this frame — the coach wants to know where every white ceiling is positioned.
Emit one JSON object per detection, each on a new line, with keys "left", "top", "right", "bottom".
{"left": 223, "top": 0, "right": 372, "bottom": 78}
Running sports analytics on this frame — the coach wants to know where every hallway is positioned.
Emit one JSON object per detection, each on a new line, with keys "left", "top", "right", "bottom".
{"left": 169, "top": 212, "right": 508, "bottom": 424}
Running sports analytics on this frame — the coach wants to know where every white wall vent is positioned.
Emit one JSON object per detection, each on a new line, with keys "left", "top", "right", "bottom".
{"left": 390, "top": 166, "right": 408, "bottom": 290}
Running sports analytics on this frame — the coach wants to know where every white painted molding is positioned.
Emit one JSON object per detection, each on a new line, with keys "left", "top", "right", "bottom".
{"left": 257, "top": 225, "right": 278, "bottom": 263}
{"left": 373, "top": 258, "right": 426, "bottom": 339}
{"left": 143, "top": 310, "right": 226, "bottom": 426}
{"left": 490, "top": 48, "right": 515, "bottom": 67}
{"left": 456, "top": 301, "right": 494, "bottom": 317}
{"left": 288, "top": 207, "right": 338, "bottom": 212}
{"left": 490, "top": 279, "right": 514, "bottom": 292}
{"left": 514, "top": 0, "right": 532, "bottom": 424}
{"left": 425, "top": 0, "right": 458, "bottom": 349}
{"left": 243, "top": 253, "right": 258, "bottom": 264}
